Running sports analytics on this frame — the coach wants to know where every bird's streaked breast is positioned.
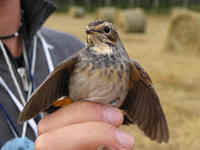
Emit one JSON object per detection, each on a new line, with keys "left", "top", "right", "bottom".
{"left": 68, "top": 52, "right": 131, "bottom": 107}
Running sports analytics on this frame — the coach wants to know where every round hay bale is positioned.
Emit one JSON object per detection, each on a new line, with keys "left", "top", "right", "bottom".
{"left": 96, "top": 7, "right": 118, "bottom": 23}
{"left": 117, "top": 8, "right": 147, "bottom": 33}
{"left": 69, "top": 7, "right": 85, "bottom": 18}
{"left": 165, "top": 8, "right": 200, "bottom": 54}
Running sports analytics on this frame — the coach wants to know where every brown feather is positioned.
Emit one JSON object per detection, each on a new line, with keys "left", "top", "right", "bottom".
{"left": 18, "top": 50, "right": 82, "bottom": 123}
{"left": 121, "top": 59, "right": 169, "bottom": 143}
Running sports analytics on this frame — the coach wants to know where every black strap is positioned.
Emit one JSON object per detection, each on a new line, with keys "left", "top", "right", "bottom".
{"left": 0, "top": 17, "right": 23, "bottom": 40}
{"left": 0, "top": 32, "right": 19, "bottom": 40}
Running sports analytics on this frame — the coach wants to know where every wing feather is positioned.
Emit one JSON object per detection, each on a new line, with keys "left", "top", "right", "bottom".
{"left": 121, "top": 59, "right": 169, "bottom": 143}
{"left": 18, "top": 52, "right": 81, "bottom": 123}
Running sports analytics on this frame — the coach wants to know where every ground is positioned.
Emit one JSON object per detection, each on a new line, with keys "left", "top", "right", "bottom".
{"left": 45, "top": 14, "right": 200, "bottom": 150}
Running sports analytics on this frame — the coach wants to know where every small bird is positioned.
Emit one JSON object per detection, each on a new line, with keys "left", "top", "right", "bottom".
{"left": 18, "top": 20, "right": 169, "bottom": 143}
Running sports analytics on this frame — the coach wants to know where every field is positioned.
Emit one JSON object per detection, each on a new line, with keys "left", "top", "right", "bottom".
{"left": 45, "top": 14, "right": 200, "bottom": 150}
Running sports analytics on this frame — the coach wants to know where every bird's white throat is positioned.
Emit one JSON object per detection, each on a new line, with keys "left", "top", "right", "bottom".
{"left": 92, "top": 43, "right": 113, "bottom": 55}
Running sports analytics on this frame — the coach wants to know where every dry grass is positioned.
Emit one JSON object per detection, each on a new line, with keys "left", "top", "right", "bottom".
{"left": 69, "top": 6, "right": 85, "bottom": 18}
{"left": 165, "top": 8, "right": 200, "bottom": 55}
{"left": 117, "top": 8, "right": 147, "bottom": 33}
{"left": 45, "top": 14, "right": 200, "bottom": 150}
{"left": 96, "top": 7, "right": 118, "bottom": 23}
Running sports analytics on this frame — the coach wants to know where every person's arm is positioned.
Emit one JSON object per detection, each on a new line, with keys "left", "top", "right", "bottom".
{"left": 35, "top": 101, "right": 134, "bottom": 150}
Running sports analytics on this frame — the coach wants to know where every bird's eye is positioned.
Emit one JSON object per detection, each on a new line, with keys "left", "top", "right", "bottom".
{"left": 104, "top": 26, "right": 111, "bottom": 33}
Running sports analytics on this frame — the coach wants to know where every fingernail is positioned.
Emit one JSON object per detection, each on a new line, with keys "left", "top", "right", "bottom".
{"left": 116, "top": 130, "right": 134, "bottom": 149}
{"left": 104, "top": 106, "right": 123, "bottom": 124}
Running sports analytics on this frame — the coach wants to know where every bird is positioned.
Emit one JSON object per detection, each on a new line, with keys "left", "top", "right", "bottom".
{"left": 18, "top": 20, "right": 169, "bottom": 143}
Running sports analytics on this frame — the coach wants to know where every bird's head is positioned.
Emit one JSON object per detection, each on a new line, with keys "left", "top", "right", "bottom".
{"left": 86, "top": 21, "right": 119, "bottom": 48}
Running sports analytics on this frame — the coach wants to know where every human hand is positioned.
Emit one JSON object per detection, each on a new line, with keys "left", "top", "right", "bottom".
{"left": 35, "top": 101, "right": 134, "bottom": 150}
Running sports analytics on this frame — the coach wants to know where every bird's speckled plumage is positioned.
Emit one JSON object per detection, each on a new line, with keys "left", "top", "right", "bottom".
{"left": 69, "top": 45, "right": 130, "bottom": 107}
{"left": 18, "top": 20, "right": 169, "bottom": 143}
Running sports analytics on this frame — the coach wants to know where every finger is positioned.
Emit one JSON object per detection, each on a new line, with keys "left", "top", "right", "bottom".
{"left": 38, "top": 101, "right": 123, "bottom": 135}
{"left": 35, "top": 122, "right": 134, "bottom": 150}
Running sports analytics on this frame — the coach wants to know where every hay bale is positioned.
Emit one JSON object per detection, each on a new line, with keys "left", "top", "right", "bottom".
{"left": 118, "top": 8, "right": 147, "bottom": 33}
{"left": 96, "top": 7, "right": 118, "bottom": 23}
{"left": 165, "top": 8, "right": 200, "bottom": 54}
{"left": 69, "top": 7, "right": 85, "bottom": 18}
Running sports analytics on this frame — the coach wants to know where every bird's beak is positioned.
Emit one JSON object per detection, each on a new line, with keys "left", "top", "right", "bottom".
{"left": 86, "top": 26, "right": 97, "bottom": 35}
{"left": 86, "top": 29, "right": 94, "bottom": 34}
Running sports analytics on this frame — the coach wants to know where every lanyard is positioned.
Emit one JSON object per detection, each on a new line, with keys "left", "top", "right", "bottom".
{"left": 0, "top": 32, "right": 55, "bottom": 139}
{"left": 0, "top": 76, "right": 38, "bottom": 137}
{"left": 0, "top": 39, "right": 38, "bottom": 138}
{"left": 37, "top": 32, "right": 54, "bottom": 72}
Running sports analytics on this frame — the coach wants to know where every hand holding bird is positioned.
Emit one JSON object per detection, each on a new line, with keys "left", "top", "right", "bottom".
{"left": 19, "top": 20, "right": 169, "bottom": 143}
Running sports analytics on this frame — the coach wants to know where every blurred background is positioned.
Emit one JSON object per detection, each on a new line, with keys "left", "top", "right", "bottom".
{"left": 45, "top": 0, "right": 200, "bottom": 150}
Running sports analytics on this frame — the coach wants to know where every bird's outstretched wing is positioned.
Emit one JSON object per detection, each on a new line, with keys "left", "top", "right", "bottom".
{"left": 18, "top": 51, "right": 82, "bottom": 123}
{"left": 121, "top": 59, "right": 169, "bottom": 143}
